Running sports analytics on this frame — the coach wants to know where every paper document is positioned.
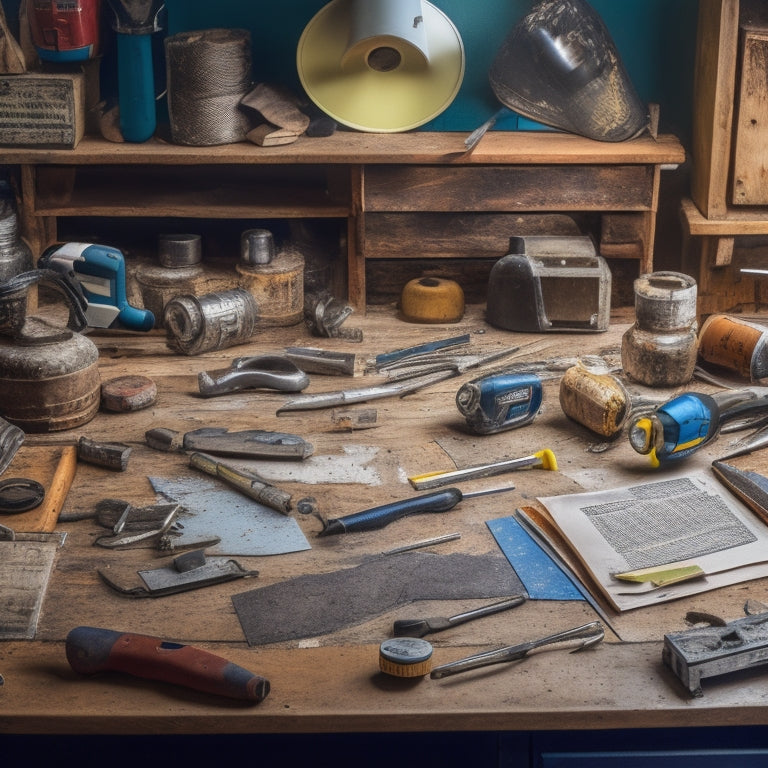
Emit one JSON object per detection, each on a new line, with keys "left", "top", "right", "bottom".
{"left": 539, "top": 474, "right": 768, "bottom": 611}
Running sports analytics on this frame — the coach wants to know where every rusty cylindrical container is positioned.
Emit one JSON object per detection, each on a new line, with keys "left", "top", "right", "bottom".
{"left": 134, "top": 234, "right": 205, "bottom": 327}
{"left": 621, "top": 271, "right": 698, "bottom": 387}
{"left": 164, "top": 288, "right": 258, "bottom": 355}
{"left": 0, "top": 319, "right": 100, "bottom": 432}
{"left": 698, "top": 314, "right": 768, "bottom": 382}
{"left": 236, "top": 232, "right": 304, "bottom": 327}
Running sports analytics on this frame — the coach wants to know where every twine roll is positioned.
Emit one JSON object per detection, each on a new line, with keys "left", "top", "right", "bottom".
{"left": 165, "top": 28, "right": 253, "bottom": 146}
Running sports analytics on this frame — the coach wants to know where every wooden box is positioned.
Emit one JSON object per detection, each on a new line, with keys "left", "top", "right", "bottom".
{"left": 0, "top": 71, "right": 84, "bottom": 148}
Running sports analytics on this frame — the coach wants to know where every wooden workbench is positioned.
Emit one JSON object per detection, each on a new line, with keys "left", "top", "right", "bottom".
{"left": 2, "top": 303, "right": 768, "bottom": 739}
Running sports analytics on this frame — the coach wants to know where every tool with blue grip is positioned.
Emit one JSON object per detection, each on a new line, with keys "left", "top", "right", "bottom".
{"left": 106, "top": 0, "right": 165, "bottom": 143}
{"left": 39, "top": 243, "right": 154, "bottom": 332}
{"left": 629, "top": 389, "right": 768, "bottom": 466}
{"left": 318, "top": 485, "right": 516, "bottom": 537}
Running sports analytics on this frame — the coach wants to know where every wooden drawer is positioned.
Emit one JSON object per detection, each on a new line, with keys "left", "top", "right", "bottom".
{"left": 362, "top": 164, "right": 656, "bottom": 212}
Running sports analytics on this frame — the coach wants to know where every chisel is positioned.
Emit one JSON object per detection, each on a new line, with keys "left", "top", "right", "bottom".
{"left": 66, "top": 626, "right": 270, "bottom": 703}
{"left": 318, "top": 484, "right": 516, "bottom": 536}
{"left": 408, "top": 449, "right": 557, "bottom": 490}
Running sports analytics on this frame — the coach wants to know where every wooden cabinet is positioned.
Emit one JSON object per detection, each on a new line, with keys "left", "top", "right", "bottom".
{"left": 3, "top": 131, "right": 684, "bottom": 311}
{"left": 683, "top": 0, "right": 768, "bottom": 316}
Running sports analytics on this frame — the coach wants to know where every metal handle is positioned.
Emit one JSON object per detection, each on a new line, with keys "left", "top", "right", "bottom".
{"left": 430, "top": 621, "right": 604, "bottom": 679}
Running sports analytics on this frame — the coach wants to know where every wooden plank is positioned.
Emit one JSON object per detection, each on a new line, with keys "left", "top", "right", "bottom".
{"left": 731, "top": 31, "right": 768, "bottom": 205}
{"left": 363, "top": 212, "right": 582, "bottom": 261}
{"left": 690, "top": 0, "right": 740, "bottom": 218}
{"left": 363, "top": 166, "right": 656, "bottom": 213}
{"left": 4, "top": 306, "right": 768, "bottom": 734}
{"left": 5, "top": 638, "right": 768, "bottom": 734}
{"left": 681, "top": 196, "right": 768, "bottom": 235}
{"left": 32, "top": 164, "right": 349, "bottom": 219}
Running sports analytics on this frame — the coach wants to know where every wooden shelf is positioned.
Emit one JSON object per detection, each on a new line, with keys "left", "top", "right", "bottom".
{"left": 4, "top": 131, "right": 685, "bottom": 310}
{"left": 2, "top": 131, "right": 686, "bottom": 166}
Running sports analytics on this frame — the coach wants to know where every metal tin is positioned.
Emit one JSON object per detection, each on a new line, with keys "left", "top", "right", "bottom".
{"left": 621, "top": 271, "right": 698, "bottom": 387}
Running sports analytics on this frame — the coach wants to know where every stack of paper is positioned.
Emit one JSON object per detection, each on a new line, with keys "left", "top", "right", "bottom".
{"left": 537, "top": 473, "right": 768, "bottom": 612}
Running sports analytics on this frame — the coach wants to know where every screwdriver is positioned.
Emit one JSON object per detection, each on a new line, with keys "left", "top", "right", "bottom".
{"left": 317, "top": 484, "right": 516, "bottom": 536}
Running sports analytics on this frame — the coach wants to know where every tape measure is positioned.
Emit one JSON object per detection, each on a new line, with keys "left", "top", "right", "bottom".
{"left": 379, "top": 638, "right": 433, "bottom": 678}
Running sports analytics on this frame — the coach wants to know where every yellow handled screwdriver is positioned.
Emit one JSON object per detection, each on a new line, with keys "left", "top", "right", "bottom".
{"left": 408, "top": 449, "right": 557, "bottom": 491}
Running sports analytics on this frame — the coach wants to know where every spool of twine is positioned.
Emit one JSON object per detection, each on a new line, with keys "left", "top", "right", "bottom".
{"left": 165, "top": 28, "right": 253, "bottom": 146}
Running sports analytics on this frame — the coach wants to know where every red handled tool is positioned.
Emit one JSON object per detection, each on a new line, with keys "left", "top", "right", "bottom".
{"left": 66, "top": 626, "right": 270, "bottom": 703}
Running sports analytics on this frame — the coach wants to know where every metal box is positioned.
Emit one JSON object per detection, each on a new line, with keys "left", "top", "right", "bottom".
{"left": 486, "top": 235, "right": 611, "bottom": 332}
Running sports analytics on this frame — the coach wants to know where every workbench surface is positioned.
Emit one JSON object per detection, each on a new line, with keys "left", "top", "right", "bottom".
{"left": 3, "top": 304, "right": 768, "bottom": 735}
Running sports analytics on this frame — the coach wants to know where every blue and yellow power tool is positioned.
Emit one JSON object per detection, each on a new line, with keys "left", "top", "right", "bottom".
{"left": 628, "top": 390, "right": 768, "bottom": 467}
{"left": 38, "top": 242, "right": 155, "bottom": 332}
{"left": 456, "top": 372, "right": 543, "bottom": 435}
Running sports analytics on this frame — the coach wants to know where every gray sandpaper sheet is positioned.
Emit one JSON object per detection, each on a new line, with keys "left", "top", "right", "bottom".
{"left": 231, "top": 551, "right": 524, "bottom": 645}
{"left": 149, "top": 475, "right": 310, "bottom": 556}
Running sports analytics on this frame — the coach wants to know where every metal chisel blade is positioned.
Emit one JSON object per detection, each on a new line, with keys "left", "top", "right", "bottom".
{"left": 711, "top": 460, "right": 768, "bottom": 522}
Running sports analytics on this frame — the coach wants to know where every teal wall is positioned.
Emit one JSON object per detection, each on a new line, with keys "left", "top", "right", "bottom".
{"left": 0, "top": 0, "right": 698, "bottom": 143}
{"left": 164, "top": 0, "right": 699, "bottom": 143}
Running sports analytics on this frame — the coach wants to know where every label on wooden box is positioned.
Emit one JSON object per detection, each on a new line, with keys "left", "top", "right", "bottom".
{"left": 0, "top": 72, "right": 84, "bottom": 148}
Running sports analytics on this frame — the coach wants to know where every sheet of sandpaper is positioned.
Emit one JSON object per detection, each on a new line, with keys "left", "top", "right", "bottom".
{"left": 231, "top": 551, "right": 524, "bottom": 645}
{"left": 149, "top": 474, "right": 310, "bottom": 556}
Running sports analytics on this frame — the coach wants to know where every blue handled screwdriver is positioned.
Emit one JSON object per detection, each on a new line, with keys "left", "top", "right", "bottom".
{"left": 317, "top": 484, "right": 516, "bottom": 537}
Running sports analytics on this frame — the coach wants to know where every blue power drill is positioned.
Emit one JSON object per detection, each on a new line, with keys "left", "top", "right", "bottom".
{"left": 628, "top": 389, "right": 768, "bottom": 467}
{"left": 456, "top": 372, "right": 543, "bottom": 435}
{"left": 39, "top": 243, "right": 155, "bottom": 332}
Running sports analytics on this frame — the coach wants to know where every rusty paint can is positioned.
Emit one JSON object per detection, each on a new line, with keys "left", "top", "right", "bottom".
{"left": 134, "top": 234, "right": 207, "bottom": 327}
{"left": 621, "top": 271, "right": 698, "bottom": 387}
{"left": 236, "top": 246, "right": 304, "bottom": 327}
{"left": 0, "top": 320, "right": 100, "bottom": 432}
{"left": 698, "top": 314, "right": 768, "bottom": 382}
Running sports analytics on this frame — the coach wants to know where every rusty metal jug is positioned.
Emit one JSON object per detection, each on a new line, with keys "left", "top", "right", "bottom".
{"left": 0, "top": 269, "right": 101, "bottom": 432}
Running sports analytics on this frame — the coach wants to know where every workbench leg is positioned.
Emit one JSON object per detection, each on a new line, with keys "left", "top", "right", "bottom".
{"left": 18, "top": 164, "right": 57, "bottom": 257}
{"left": 348, "top": 164, "right": 366, "bottom": 313}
